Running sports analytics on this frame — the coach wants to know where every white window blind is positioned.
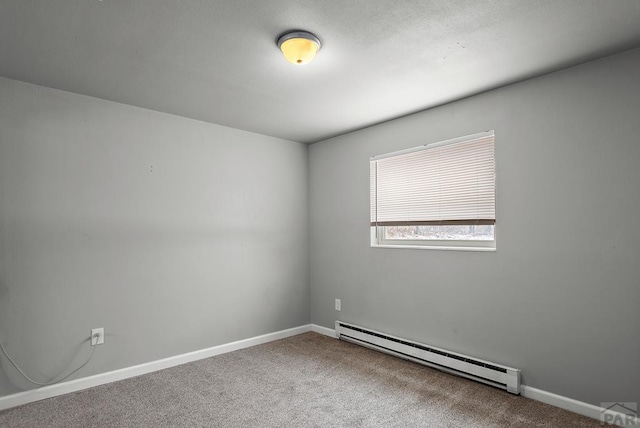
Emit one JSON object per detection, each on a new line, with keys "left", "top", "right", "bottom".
{"left": 370, "top": 131, "right": 495, "bottom": 226}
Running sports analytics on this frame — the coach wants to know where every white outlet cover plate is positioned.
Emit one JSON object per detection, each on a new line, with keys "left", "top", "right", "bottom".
{"left": 335, "top": 299, "right": 341, "bottom": 311}
{"left": 91, "top": 328, "right": 104, "bottom": 345}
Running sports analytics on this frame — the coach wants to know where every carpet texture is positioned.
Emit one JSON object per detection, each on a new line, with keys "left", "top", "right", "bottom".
{"left": 0, "top": 332, "right": 604, "bottom": 427}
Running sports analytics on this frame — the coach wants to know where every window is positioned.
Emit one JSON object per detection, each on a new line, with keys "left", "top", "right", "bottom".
{"left": 370, "top": 131, "right": 496, "bottom": 250}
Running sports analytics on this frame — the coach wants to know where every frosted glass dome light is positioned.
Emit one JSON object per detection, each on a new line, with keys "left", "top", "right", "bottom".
{"left": 277, "top": 31, "right": 322, "bottom": 65}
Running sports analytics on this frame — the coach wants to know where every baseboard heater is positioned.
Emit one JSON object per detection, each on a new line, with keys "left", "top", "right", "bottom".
{"left": 335, "top": 321, "right": 521, "bottom": 395}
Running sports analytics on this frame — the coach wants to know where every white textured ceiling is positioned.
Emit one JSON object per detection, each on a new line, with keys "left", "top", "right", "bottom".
{"left": 1, "top": 1, "right": 640, "bottom": 143}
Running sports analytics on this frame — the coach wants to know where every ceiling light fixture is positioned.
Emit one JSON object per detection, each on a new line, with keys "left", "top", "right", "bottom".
{"left": 277, "top": 31, "right": 321, "bottom": 65}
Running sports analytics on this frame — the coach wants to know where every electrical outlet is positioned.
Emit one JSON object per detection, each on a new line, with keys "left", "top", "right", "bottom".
{"left": 335, "top": 299, "right": 341, "bottom": 311}
{"left": 91, "top": 328, "right": 104, "bottom": 346}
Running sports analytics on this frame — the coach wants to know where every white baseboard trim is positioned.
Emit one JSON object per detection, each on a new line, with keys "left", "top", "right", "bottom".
{"left": 310, "top": 324, "right": 337, "bottom": 338}
{"left": 3, "top": 325, "right": 637, "bottom": 426}
{"left": 0, "top": 324, "right": 311, "bottom": 412}
{"left": 521, "top": 385, "right": 639, "bottom": 426}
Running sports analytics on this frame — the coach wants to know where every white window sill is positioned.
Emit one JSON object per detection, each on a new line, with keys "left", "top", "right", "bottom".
{"left": 371, "top": 244, "right": 496, "bottom": 252}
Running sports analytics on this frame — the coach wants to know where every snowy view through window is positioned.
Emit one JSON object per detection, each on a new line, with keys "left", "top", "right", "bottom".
{"left": 384, "top": 225, "right": 494, "bottom": 241}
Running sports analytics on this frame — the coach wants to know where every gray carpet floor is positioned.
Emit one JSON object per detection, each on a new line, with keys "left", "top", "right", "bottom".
{"left": 0, "top": 332, "right": 604, "bottom": 427}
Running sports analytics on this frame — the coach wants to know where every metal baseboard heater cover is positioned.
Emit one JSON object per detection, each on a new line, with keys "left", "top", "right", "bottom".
{"left": 335, "top": 321, "right": 521, "bottom": 395}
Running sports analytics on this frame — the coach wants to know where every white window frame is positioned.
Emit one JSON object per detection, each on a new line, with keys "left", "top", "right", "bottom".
{"left": 370, "top": 131, "right": 496, "bottom": 252}
{"left": 371, "top": 226, "right": 496, "bottom": 251}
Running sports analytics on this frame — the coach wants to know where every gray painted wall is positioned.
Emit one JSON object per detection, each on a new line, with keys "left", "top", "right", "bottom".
{"left": 310, "top": 48, "right": 640, "bottom": 406}
{"left": 1, "top": 48, "right": 638, "bottom": 410}
{"left": 0, "top": 77, "right": 309, "bottom": 397}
